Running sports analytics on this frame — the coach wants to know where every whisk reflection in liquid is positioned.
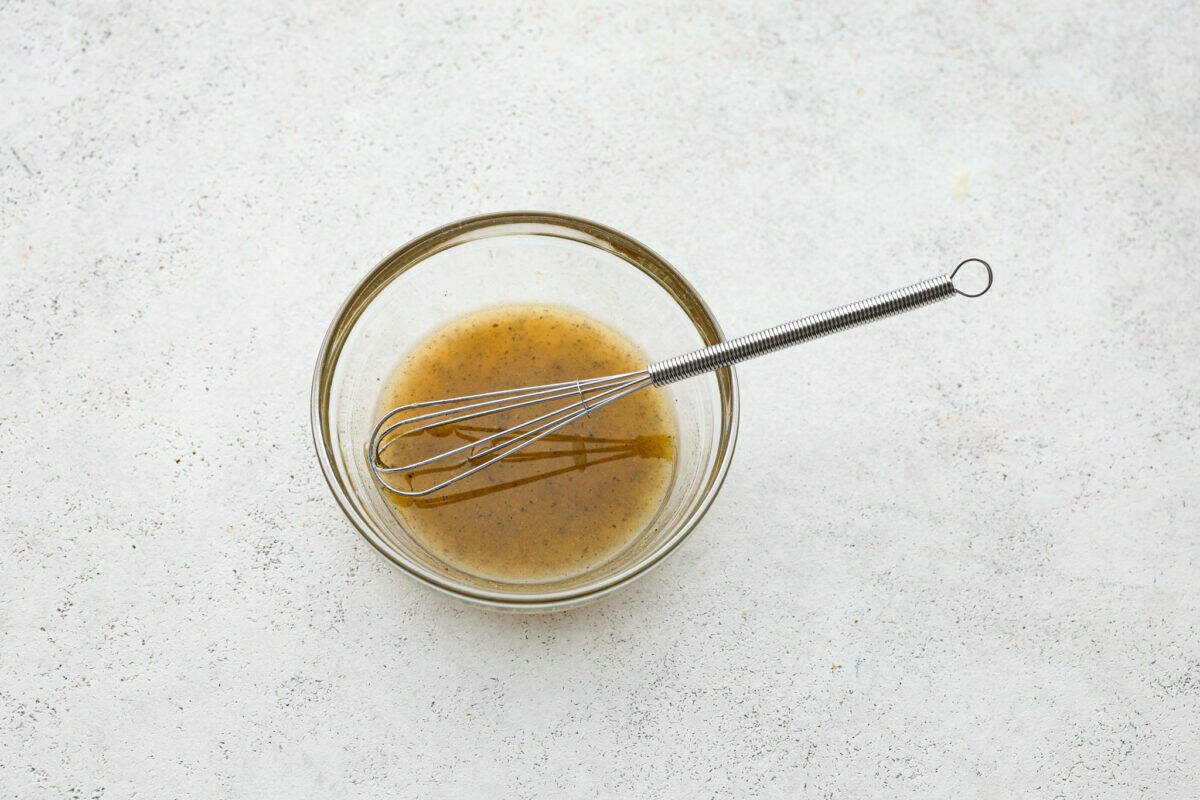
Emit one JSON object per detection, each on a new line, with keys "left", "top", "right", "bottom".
{"left": 376, "top": 424, "right": 674, "bottom": 508}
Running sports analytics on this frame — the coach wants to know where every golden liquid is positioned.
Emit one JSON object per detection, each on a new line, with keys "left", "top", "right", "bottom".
{"left": 375, "top": 304, "right": 677, "bottom": 582}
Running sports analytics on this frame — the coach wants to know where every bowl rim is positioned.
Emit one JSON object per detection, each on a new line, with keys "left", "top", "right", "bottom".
{"left": 310, "top": 211, "right": 740, "bottom": 609}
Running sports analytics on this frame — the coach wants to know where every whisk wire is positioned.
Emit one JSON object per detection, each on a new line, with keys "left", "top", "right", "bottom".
{"left": 370, "top": 371, "right": 652, "bottom": 496}
{"left": 375, "top": 371, "right": 645, "bottom": 443}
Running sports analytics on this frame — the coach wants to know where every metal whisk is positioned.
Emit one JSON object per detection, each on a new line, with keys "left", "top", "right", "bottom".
{"left": 371, "top": 258, "right": 993, "bottom": 497}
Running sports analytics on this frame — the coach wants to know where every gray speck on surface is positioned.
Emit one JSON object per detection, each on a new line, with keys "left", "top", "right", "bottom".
{"left": 10, "top": 146, "right": 34, "bottom": 177}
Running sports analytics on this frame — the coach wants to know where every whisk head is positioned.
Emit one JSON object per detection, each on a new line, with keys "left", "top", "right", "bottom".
{"left": 370, "top": 371, "right": 654, "bottom": 497}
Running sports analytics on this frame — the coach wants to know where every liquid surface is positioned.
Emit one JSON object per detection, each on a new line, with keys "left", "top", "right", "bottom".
{"left": 375, "top": 304, "right": 676, "bottom": 583}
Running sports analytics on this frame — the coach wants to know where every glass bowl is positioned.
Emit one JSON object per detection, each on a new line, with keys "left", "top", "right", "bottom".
{"left": 311, "top": 212, "right": 739, "bottom": 611}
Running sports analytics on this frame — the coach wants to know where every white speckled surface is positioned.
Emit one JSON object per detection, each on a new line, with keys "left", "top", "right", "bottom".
{"left": 3, "top": 1, "right": 1199, "bottom": 796}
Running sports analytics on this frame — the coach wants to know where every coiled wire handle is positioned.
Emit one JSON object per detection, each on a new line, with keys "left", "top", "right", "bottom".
{"left": 647, "top": 259, "right": 992, "bottom": 385}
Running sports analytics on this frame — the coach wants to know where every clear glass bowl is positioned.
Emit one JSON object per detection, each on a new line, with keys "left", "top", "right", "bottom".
{"left": 311, "top": 212, "right": 739, "bottom": 610}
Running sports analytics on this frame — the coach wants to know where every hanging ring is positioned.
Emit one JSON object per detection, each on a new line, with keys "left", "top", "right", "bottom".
{"left": 949, "top": 258, "right": 993, "bottom": 298}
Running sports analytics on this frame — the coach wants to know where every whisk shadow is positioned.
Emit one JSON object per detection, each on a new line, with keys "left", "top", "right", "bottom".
{"left": 383, "top": 424, "right": 672, "bottom": 506}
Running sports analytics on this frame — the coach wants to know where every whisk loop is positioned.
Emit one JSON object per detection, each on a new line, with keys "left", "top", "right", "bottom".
{"left": 371, "top": 259, "right": 992, "bottom": 497}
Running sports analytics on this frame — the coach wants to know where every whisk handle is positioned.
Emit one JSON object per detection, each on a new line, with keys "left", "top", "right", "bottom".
{"left": 646, "top": 259, "right": 992, "bottom": 386}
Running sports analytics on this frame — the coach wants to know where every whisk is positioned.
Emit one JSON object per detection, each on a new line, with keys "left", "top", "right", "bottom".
{"left": 371, "top": 258, "right": 993, "bottom": 497}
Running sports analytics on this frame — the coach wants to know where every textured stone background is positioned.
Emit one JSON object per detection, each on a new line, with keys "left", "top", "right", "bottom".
{"left": 2, "top": 1, "right": 1198, "bottom": 797}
